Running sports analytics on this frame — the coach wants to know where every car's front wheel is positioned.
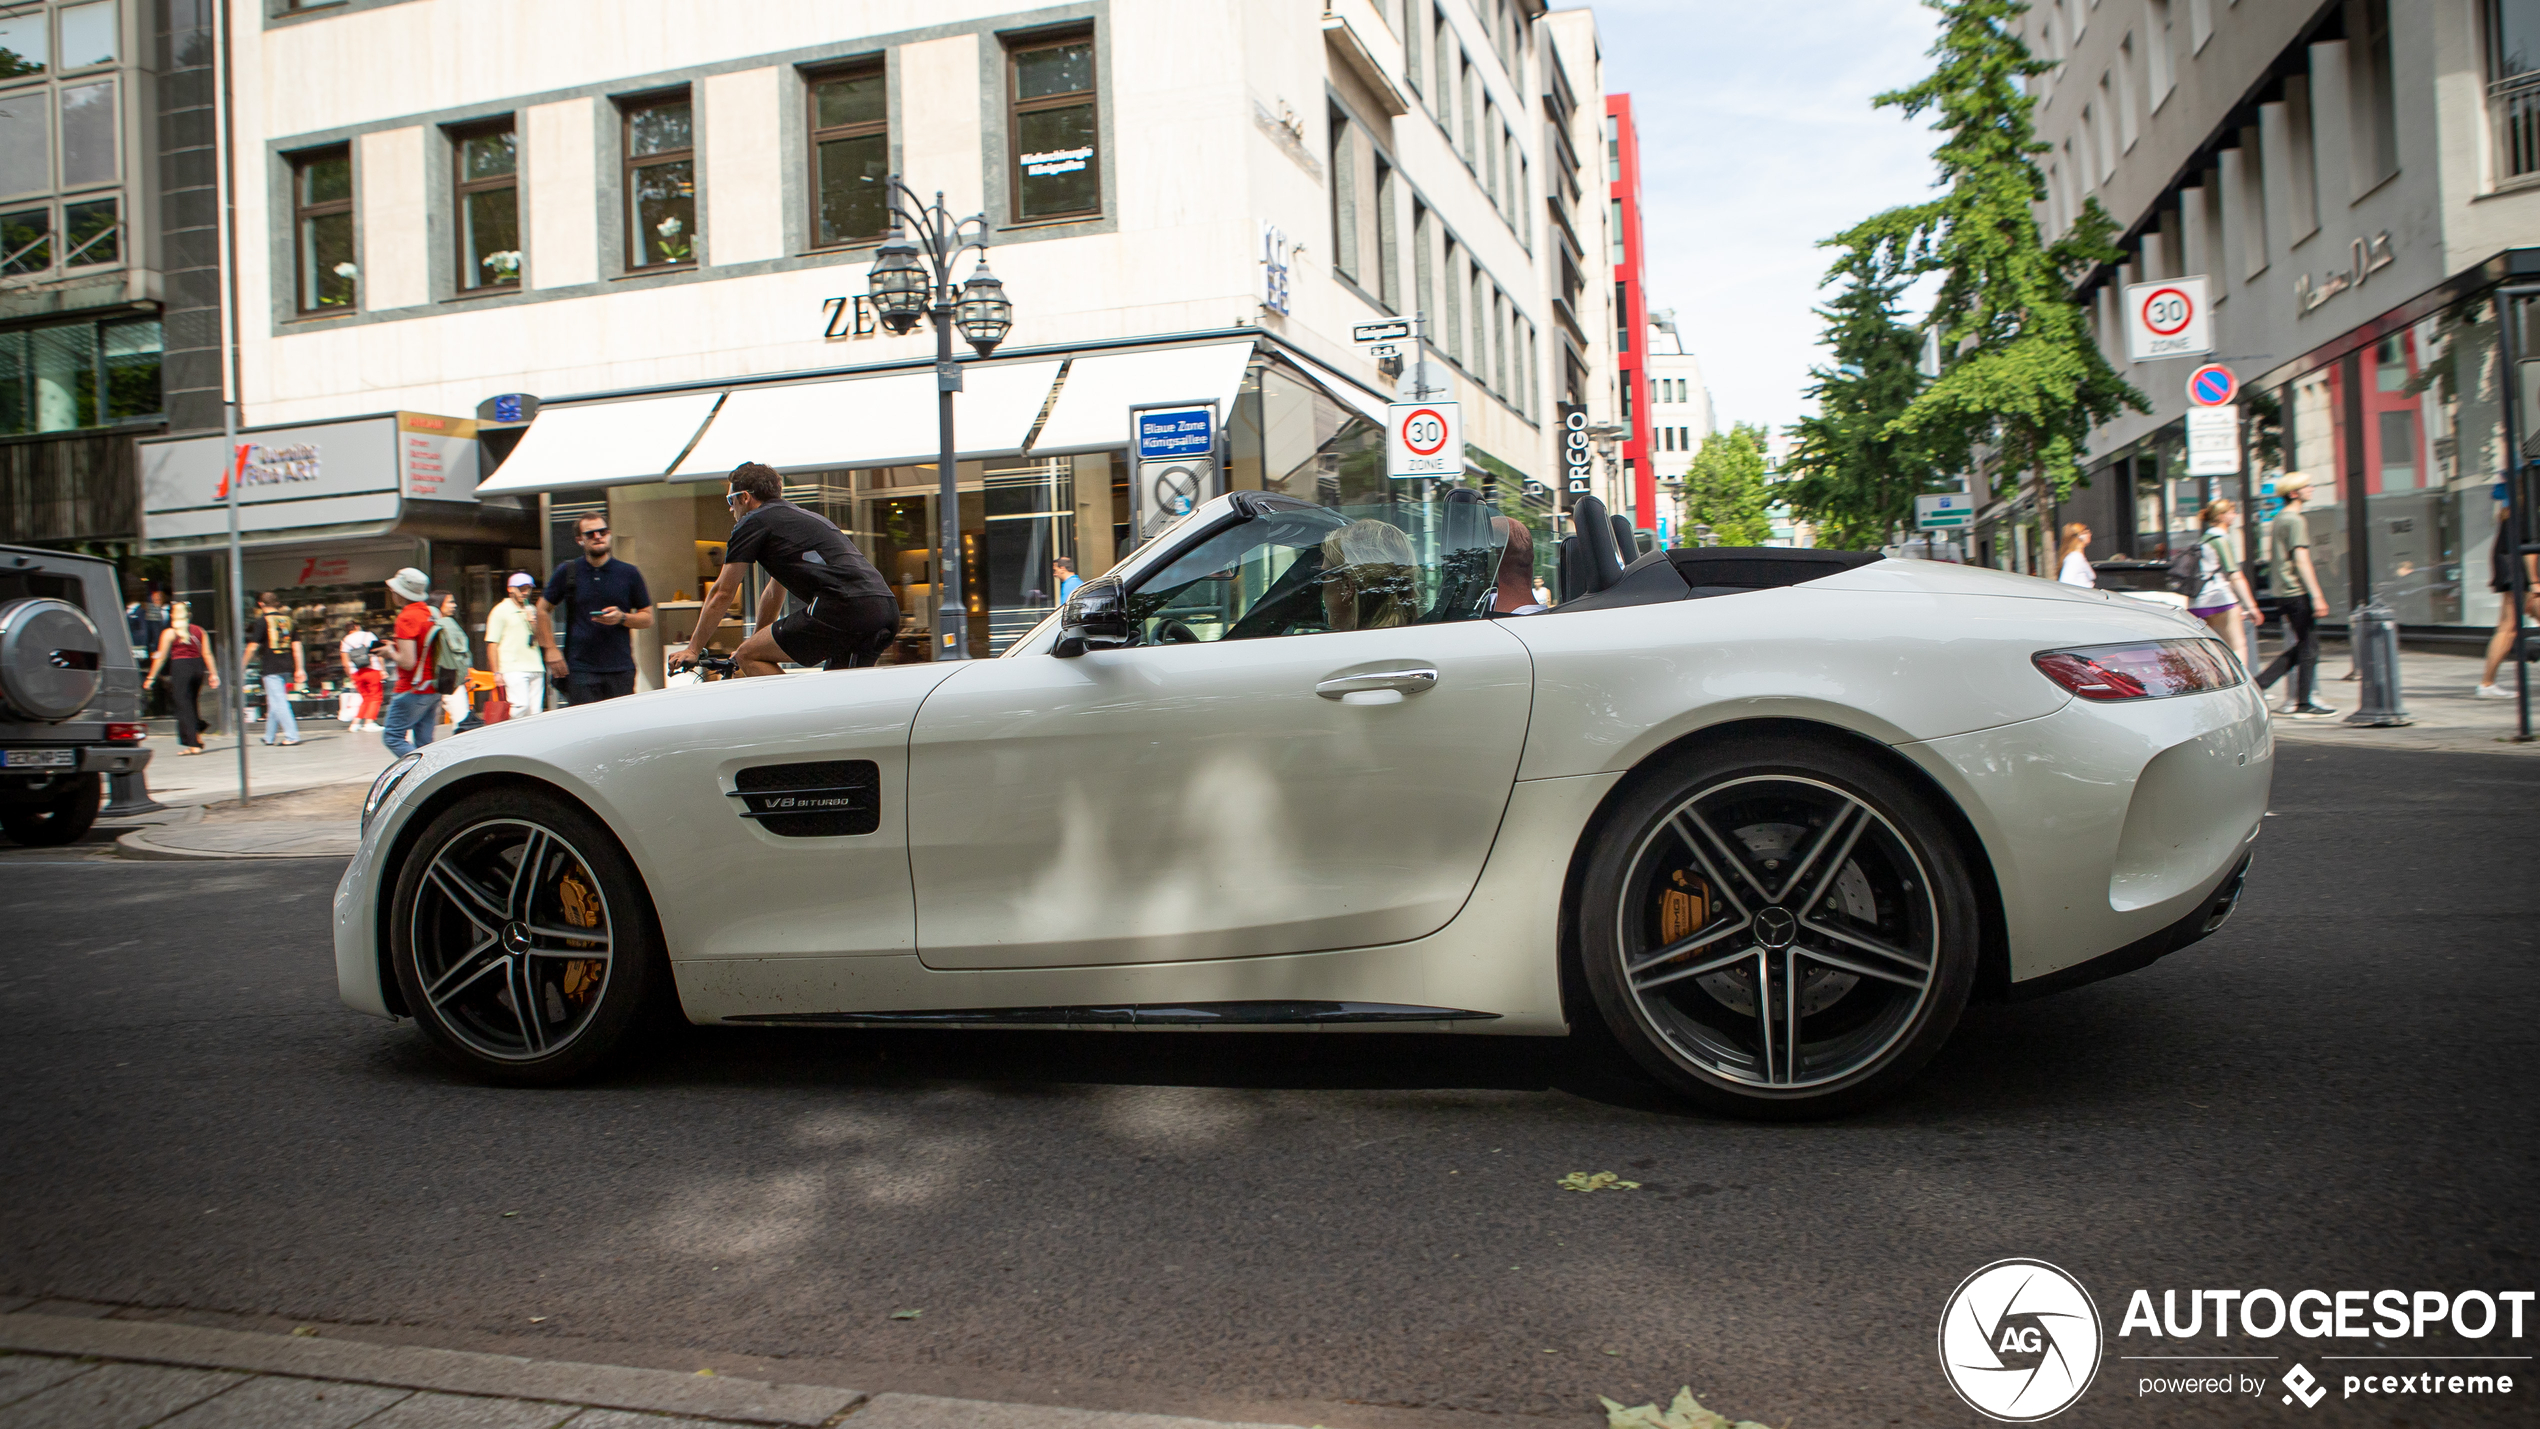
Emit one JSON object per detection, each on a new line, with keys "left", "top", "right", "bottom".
{"left": 1577, "top": 735, "right": 1979, "bottom": 1119}
{"left": 388, "top": 787, "right": 668, "bottom": 1084}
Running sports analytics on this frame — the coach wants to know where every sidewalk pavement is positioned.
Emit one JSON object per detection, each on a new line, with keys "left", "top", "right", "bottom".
{"left": 0, "top": 1312, "right": 1296, "bottom": 1429}
{"left": 2257, "top": 637, "right": 2540, "bottom": 755}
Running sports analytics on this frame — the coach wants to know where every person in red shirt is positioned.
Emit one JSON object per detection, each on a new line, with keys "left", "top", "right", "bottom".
{"left": 379, "top": 567, "right": 443, "bottom": 757}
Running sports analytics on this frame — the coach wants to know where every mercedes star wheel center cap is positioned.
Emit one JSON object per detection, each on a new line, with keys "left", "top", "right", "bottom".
{"left": 1755, "top": 906, "right": 1797, "bottom": 948}
{"left": 501, "top": 921, "right": 533, "bottom": 954}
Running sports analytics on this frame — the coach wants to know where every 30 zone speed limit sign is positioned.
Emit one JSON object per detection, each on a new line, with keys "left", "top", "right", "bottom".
{"left": 2124, "top": 274, "right": 2212, "bottom": 361}
{"left": 1386, "top": 401, "right": 1461, "bottom": 478}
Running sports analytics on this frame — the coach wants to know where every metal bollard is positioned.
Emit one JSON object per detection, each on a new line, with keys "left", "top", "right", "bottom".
{"left": 102, "top": 768, "right": 165, "bottom": 818}
{"left": 2343, "top": 598, "right": 2412, "bottom": 727}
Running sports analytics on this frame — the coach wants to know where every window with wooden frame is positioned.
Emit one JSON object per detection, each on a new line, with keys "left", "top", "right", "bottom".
{"left": 1007, "top": 30, "right": 1099, "bottom": 223}
{"left": 808, "top": 63, "right": 888, "bottom": 248}
{"left": 622, "top": 91, "right": 694, "bottom": 269}
{"left": 290, "top": 145, "right": 354, "bottom": 312}
{"left": 452, "top": 118, "right": 519, "bottom": 291}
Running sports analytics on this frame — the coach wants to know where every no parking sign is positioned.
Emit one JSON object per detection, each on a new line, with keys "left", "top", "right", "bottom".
{"left": 1386, "top": 401, "right": 1461, "bottom": 478}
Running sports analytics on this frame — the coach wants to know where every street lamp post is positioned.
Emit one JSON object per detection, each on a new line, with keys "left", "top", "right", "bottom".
{"left": 866, "top": 178, "right": 1012, "bottom": 662}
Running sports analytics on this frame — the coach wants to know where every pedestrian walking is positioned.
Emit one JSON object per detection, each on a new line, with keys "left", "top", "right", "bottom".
{"left": 241, "top": 592, "right": 307, "bottom": 746}
{"left": 536, "top": 511, "right": 653, "bottom": 705}
{"left": 2254, "top": 474, "right": 2337, "bottom": 717}
{"left": 484, "top": 572, "right": 546, "bottom": 716}
{"left": 2055, "top": 523, "right": 2096, "bottom": 587}
{"left": 1052, "top": 556, "right": 1083, "bottom": 606}
{"left": 2189, "top": 500, "right": 2262, "bottom": 672}
{"left": 141, "top": 601, "right": 218, "bottom": 755}
{"left": 379, "top": 567, "right": 444, "bottom": 757}
{"left": 2477, "top": 491, "right": 2540, "bottom": 700}
{"left": 433, "top": 591, "right": 474, "bottom": 727}
{"left": 125, "top": 585, "right": 171, "bottom": 655}
{"left": 341, "top": 618, "right": 384, "bottom": 730}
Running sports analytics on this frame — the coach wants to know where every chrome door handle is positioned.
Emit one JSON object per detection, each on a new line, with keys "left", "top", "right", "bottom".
{"left": 1315, "top": 666, "right": 1439, "bottom": 698}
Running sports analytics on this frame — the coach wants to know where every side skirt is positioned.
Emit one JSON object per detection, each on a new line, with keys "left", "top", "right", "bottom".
{"left": 723, "top": 1000, "right": 1502, "bottom": 1028}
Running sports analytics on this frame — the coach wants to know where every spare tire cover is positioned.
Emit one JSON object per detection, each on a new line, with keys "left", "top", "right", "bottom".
{"left": 0, "top": 597, "right": 104, "bottom": 722}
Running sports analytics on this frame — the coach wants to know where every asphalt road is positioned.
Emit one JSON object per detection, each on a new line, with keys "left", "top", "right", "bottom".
{"left": 1, "top": 742, "right": 2533, "bottom": 1429}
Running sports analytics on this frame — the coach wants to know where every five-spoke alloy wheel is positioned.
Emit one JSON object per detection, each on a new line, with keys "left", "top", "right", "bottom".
{"left": 1578, "top": 735, "right": 1978, "bottom": 1119}
{"left": 389, "top": 788, "right": 666, "bottom": 1083}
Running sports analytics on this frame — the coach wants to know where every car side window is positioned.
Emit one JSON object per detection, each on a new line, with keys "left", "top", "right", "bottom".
{"left": 1126, "top": 501, "right": 1505, "bottom": 645}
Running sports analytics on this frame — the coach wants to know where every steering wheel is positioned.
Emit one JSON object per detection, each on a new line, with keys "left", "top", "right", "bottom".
{"left": 1158, "top": 620, "right": 1204, "bottom": 645}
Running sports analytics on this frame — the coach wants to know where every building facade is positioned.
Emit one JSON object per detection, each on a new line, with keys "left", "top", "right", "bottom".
{"left": 0, "top": 0, "right": 177, "bottom": 560}
{"left": 2011, "top": 0, "right": 2540, "bottom": 636}
{"left": 136, "top": 0, "right": 1602, "bottom": 689}
{"left": 1640, "top": 308, "right": 1710, "bottom": 541}
{"left": 1603, "top": 90, "right": 1652, "bottom": 530}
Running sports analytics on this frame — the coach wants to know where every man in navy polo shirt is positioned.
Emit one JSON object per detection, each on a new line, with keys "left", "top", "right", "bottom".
{"left": 535, "top": 510, "right": 654, "bottom": 704}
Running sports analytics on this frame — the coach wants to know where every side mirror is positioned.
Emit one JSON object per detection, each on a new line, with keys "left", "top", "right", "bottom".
{"left": 1052, "top": 575, "right": 1134, "bottom": 657}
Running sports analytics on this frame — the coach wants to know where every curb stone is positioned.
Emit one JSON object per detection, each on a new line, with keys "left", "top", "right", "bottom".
{"left": 0, "top": 1314, "right": 860, "bottom": 1427}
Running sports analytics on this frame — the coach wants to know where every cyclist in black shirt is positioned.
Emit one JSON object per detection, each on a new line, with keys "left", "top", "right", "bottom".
{"left": 667, "top": 462, "right": 901, "bottom": 676}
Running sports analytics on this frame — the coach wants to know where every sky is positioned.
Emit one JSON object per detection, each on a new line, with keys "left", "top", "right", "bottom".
{"left": 1564, "top": 0, "right": 1948, "bottom": 436}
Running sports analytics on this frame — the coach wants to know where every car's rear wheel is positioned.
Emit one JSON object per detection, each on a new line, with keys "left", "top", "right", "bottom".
{"left": 1577, "top": 735, "right": 1978, "bottom": 1119}
{"left": 2, "top": 772, "right": 101, "bottom": 847}
{"left": 388, "top": 788, "right": 667, "bottom": 1084}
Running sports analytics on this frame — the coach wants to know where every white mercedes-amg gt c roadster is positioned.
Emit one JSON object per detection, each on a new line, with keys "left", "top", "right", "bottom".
{"left": 337, "top": 491, "right": 2269, "bottom": 1118}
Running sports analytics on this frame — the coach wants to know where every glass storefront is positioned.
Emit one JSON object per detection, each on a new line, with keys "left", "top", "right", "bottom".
{"left": 2266, "top": 292, "right": 2511, "bottom": 626}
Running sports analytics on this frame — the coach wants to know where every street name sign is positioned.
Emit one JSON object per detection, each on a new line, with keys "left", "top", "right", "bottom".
{"left": 1353, "top": 320, "right": 1412, "bottom": 343}
{"left": 1386, "top": 401, "right": 1461, "bottom": 478}
{"left": 2186, "top": 363, "right": 2238, "bottom": 407}
{"left": 1133, "top": 404, "right": 1214, "bottom": 461}
{"left": 2125, "top": 275, "right": 2213, "bottom": 360}
{"left": 2186, "top": 405, "right": 2240, "bottom": 476}
{"left": 1915, "top": 493, "right": 1974, "bottom": 530}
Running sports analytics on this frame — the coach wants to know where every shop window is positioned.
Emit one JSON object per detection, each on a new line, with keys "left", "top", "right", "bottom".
{"left": 808, "top": 64, "right": 888, "bottom": 248}
{"left": 1007, "top": 31, "right": 1099, "bottom": 223}
{"left": 0, "top": 313, "right": 159, "bottom": 435}
{"left": 622, "top": 91, "right": 695, "bottom": 269}
{"left": 453, "top": 119, "right": 520, "bottom": 291}
{"left": 291, "top": 145, "right": 356, "bottom": 312}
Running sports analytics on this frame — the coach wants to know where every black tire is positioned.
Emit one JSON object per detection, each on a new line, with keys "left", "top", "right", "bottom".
{"left": 2, "top": 773, "right": 101, "bottom": 847}
{"left": 388, "top": 787, "right": 670, "bottom": 1084}
{"left": 1576, "top": 734, "right": 1979, "bottom": 1120}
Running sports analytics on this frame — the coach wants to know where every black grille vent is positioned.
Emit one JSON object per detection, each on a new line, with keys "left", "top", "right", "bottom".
{"left": 729, "top": 760, "right": 880, "bottom": 838}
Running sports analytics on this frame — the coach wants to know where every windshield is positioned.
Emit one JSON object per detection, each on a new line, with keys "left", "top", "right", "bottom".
{"left": 1126, "top": 499, "right": 1507, "bottom": 644}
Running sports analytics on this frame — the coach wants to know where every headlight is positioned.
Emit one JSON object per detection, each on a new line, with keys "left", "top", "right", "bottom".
{"left": 362, "top": 752, "right": 423, "bottom": 831}
{"left": 2032, "top": 638, "right": 2244, "bottom": 701}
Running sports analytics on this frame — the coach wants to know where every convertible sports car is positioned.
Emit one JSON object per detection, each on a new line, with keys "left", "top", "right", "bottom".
{"left": 336, "top": 491, "right": 2270, "bottom": 1117}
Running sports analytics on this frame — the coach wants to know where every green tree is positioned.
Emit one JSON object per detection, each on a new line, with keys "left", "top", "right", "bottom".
{"left": 1781, "top": 236, "right": 1941, "bottom": 549}
{"left": 1844, "top": 0, "right": 2146, "bottom": 503}
{"left": 1681, "top": 424, "right": 1774, "bottom": 547}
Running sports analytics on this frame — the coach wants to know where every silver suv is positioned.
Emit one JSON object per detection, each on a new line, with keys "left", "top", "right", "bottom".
{"left": 0, "top": 544, "right": 152, "bottom": 846}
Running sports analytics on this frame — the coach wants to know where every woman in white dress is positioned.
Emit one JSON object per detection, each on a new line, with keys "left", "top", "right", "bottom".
{"left": 2056, "top": 523, "right": 2096, "bottom": 587}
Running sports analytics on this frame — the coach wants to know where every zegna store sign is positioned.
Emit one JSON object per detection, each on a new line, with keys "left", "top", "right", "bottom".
{"left": 140, "top": 412, "right": 480, "bottom": 545}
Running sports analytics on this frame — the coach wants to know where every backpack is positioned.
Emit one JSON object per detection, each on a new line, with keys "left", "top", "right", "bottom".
{"left": 429, "top": 615, "right": 472, "bottom": 695}
{"left": 2166, "top": 541, "right": 2209, "bottom": 596}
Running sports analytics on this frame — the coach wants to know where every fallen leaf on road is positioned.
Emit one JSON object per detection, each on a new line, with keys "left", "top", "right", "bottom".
{"left": 501, "top": 1211, "right": 519, "bottom": 1218}
{"left": 694, "top": 1368, "right": 716, "bottom": 1377}
{"left": 528, "top": 1317, "right": 548, "bottom": 1324}
{"left": 1558, "top": 1171, "right": 1641, "bottom": 1193}
{"left": 1598, "top": 1387, "right": 1768, "bottom": 1429}
{"left": 289, "top": 1327, "right": 319, "bottom": 1338}
{"left": 890, "top": 1309, "right": 922, "bottom": 1320}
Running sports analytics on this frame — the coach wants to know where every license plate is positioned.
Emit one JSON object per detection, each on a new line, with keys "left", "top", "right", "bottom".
{"left": 4, "top": 748, "right": 76, "bottom": 769}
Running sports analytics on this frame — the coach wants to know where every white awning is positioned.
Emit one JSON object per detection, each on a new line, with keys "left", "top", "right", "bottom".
{"left": 671, "top": 359, "right": 1064, "bottom": 479}
{"left": 1282, "top": 349, "right": 1395, "bottom": 429}
{"left": 475, "top": 392, "right": 724, "bottom": 495}
{"left": 1028, "top": 341, "right": 1258, "bottom": 455}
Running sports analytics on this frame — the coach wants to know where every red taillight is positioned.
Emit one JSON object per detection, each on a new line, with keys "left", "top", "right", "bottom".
{"left": 107, "top": 722, "right": 148, "bottom": 742}
{"left": 2032, "top": 639, "right": 2242, "bottom": 701}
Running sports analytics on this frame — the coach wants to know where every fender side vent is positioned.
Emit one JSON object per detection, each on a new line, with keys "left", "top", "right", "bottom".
{"left": 729, "top": 759, "right": 879, "bottom": 837}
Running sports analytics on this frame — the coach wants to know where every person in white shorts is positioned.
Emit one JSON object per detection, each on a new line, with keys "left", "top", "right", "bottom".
{"left": 485, "top": 571, "right": 546, "bottom": 716}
